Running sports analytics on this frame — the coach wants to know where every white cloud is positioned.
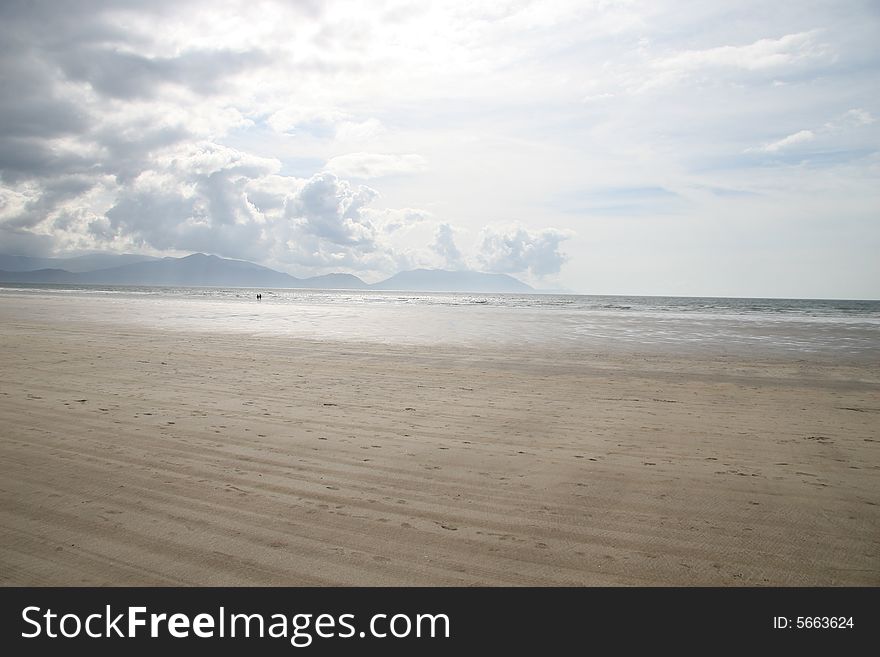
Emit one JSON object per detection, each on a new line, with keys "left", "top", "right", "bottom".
{"left": 431, "top": 222, "right": 465, "bottom": 270}
{"left": 826, "top": 108, "right": 875, "bottom": 131}
{"left": 754, "top": 129, "right": 815, "bottom": 153}
{"left": 267, "top": 108, "right": 385, "bottom": 142}
{"left": 477, "top": 224, "right": 572, "bottom": 278}
{"left": 324, "top": 153, "right": 427, "bottom": 179}
{"left": 748, "top": 107, "right": 876, "bottom": 154}
{"left": 581, "top": 92, "right": 615, "bottom": 103}
{"left": 160, "top": 142, "right": 281, "bottom": 179}
{"left": 0, "top": 186, "right": 32, "bottom": 223}
{"left": 843, "top": 108, "right": 875, "bottom": 126}
{"left": 367, "top": 207, "right": 433, "bottom": 233}
{"left": 285, "top": 172, "right": 378, "bottom": 246}
{"left": 334, "top": 118, "right": 386, "bottom": 142}
{"left": 654, "top": 31, "right": 828, "bottom": 74}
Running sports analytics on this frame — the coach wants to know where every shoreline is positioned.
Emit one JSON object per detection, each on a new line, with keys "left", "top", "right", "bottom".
{"left": 1, "top": 304, "right": 878, "bottom": 585}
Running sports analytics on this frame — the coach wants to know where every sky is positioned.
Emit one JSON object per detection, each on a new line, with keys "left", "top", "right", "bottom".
{"left": 0, "top": 0, "right": 878, "bottom": 298}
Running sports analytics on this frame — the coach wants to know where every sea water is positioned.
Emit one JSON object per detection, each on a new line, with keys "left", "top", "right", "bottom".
{"left": 2, "top": 284, "right": 879, "bottom": 361}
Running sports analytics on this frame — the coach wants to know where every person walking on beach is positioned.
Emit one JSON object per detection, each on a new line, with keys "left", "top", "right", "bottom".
{"left": 256, "top": 293, "right": 261, "bottom": 301}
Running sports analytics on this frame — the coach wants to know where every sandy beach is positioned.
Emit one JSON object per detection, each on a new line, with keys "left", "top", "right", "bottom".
{"left": 1, "top": 295, "right": 878, "bottom": 586}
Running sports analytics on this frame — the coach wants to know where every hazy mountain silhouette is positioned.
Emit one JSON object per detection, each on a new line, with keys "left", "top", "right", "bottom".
{"left": 0, "top": 253, "right": 296, "bottom": 287}
{"left": 0, "top": 253, "right": 157, "bottom": 273}
{"left": 0, "top": 252, "right": 533, "bottom": 293}
{"left": 76, "top": 253, "right": 299, "bottom": 286}
{"left": 371, "top": 268, "right": 532, "bottom": 293}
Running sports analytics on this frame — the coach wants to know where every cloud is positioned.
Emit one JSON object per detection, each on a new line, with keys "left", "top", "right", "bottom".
{"left": 275, "top": 172, "right": 401, "bottom": 275}
{"left": 755, "top": 129, "right": 815, "bottom": 153}
{"left": 96, "top": 143, "right": 278, "bottom": 258}
{"left": 285, "top": 172, "right": 378, "bottom": 246}
{"left": 0, "top": 72, "right": 89, "bottom": 140}
{"left": 1, "top": 1, "right": 876, "bottom": 297}
{"left": 368, "top": 207, "right": 433, "bottom": 233}
{"left": 87, "top": 158, "right": 404, "bottom": 275}
{"left": 6, "top": 175, "right": 97, "bottom": 230}
{"left": 267, "top": 108, "right": 384, "bottom": 142}
{"left": 59, "top": 47, "right": 270, "bottom": 100}
{"left": 431, "top": 223, "right": 465, "bottom": 270}
{"left": 747, "top": 108, "right": 875, "bottom": 155}
{"left": 654, "top": 31, "right": 829, "bottom": 74}
{"left": 96, "top": 158, "right": 394, "bottom": 269}
{"left": 581, "top": 92, "right": 615, "bottom": 103}
{"left": 842, "top": 108, "right": 875, "bottom": 126}
{"left": 324, "top": 153, "right": 427, "bottom": 178}
{"left": 0, "top": 136, "right": 98, "bottom": 182}
{"left": 826, "top": 108, "right": 875, "bottom": 131}
{"left": 639, "top": 30, "right": 836, "bottom": 92}
{"left": 478, "top": 225, "right": 572, "bottom": 278}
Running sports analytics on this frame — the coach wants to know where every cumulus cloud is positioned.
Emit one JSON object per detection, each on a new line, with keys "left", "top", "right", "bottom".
{"left": 324, "top": 153, "right": 427, "bottom": 179}
{"left": 95, "top": 156, "right": 399, "bottom": 271}
{"left": 285, "top": 172, "right": 378, "bottom": 246}
{"left": 92, "top": 158, "right": 411, "bottom": 276}
{"left": 0, "top": 2, "right": 271, "bottom": 253}
{"left": 96, "top": 143, "right": 278, "bottom": 258}
{"left": 431, "top": 223, "right": 465, "bottom": 270}
{"left": 275, "top": 173, "right": 401, "bottom": 275}
{"left": 477, "top": 225, "right": 571, "bottom": 278}
{"left": 0, "top": 0, "right": 438, "bottom": 275}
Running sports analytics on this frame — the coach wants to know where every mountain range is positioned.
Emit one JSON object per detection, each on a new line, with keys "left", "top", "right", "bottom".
{"left": 0, "top": 252, "right": 534, "bottom": 293}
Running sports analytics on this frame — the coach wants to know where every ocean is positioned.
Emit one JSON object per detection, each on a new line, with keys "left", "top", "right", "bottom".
{"left": 2, "top": 284, "right": 879, "bottom": 360}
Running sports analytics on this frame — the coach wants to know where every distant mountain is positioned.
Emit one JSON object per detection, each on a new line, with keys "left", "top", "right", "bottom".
{"left": 0, "top": 253, "right": 300, "bottom": 287}
{"left": 0, "top": 268, "right": 75, "bottom": 284}
{"left": 0, "top": 253, "right": 157, "bottom": 273}
{"left": 0, "top": 253, "right": 533, "bottom": 293}
{"left": 372, "top": 269, "right": 533, "bottom": 293}
{"left": 76, "top": 253, "right": 301, "bottom": 287}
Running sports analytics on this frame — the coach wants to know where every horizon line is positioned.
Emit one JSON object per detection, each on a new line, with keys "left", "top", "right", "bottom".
{"left": 1, "top": 251, "right": 877, "bottom": 302}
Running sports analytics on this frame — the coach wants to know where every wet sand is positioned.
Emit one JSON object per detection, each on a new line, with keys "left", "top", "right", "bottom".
{"left": 1, "top": 299, "right": 878, "bottom": 585}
